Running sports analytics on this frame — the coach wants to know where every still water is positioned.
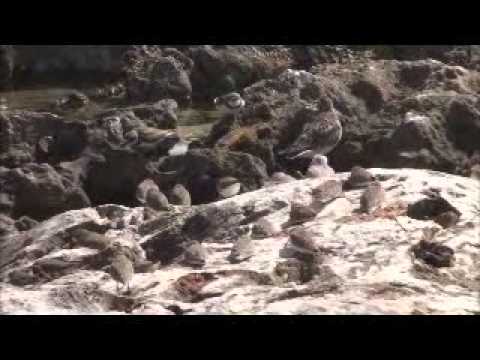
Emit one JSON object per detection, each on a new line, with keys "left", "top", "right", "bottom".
{"left": 0, "top": 86, "right": 221, "bottom": 140}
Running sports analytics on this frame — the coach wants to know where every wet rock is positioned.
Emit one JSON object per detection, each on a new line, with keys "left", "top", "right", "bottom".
{"left": 54, "top": 91, "right": 89, "bottom": 111}
{"left": 128, "top": 99, "right": 178, "bottom": 130}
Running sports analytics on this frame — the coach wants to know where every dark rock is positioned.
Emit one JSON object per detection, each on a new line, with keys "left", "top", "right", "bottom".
{"left": 12, "top": 45, "right": 128, "bottom": 85}
{"left": 397, "top": 61, "right": 434, "bottom": 89}
{"left": 350, "top": 78, "right": 386, "bottom": 113}
{"left": 54, "top": 91, "right": 89, "bottom": 111}
{"left": 14, "top": 216, "right": 39, "bottom": 232}
{"left": 0, "top": 45, "right": 15, "bottom": 89}
{"left": 84, "top": 146, "right": 149, "bottom": 207}
{"left": 128, "top": 99, "right": 178, "bottom": 129}
{"left": 446, "top": 98, "right": 480, "bottom": 153}
{"left": 187, "top": 45, "right": 292, "bottom": 101}
{"left": 32, "top": 257, "right": 83, "bottom": 282}
{"left": 407, "top": 196, "right": 461, "bottom": 222}
{"left": 7, "top": 268, "right": 36, "bottom": 286}
{"left": 172, "top": 272, "right": 217, "bottom": 303}
{"left": 0, "top": 111, "right": 88, "bottom": 168}
{"left": 0, "top": 163, "right": 91, "bottom": 221}
{"left": 434, "top": 211, "right": 461, "bottom": 229}
{"left": 0, "top": 214, "right": 16, "bottom": 237}
{"left": 274, "top": 259, "right": 319, "bottom": 284}
{"left": 124, "top": 46, "right": 192, "bottom": 106}
{"left": 412, "top": 240, "right": 455, "bottom": 268}
{"left": 148, "top": 148, "right": 268, "bottom": 205}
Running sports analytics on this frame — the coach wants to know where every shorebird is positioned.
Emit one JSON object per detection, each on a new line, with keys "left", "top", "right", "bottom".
{"left": 106, "top": 252, "right": 135, "bottom": 293}
{"left": 216, "top": 176, "right": 242, "bottom": 199}
{"left": 145, "top": 188, "right": 170, "bottom": 211}
{"left": 306, "top": 154, "right": 335, "bottom": 179}
{"left": 283, "top": 201, "right": 318, "bottom": 228}
{"left": 180, "top": 241, "right": 207, "bottom": 269}
{"left": 280, "top": 226, "right": 323, "bottom": 264}
{"left": 104, "top": 116, "right": 124, "bottom": 144}
{"left": 283, "top": 98, "right": 343, "bottom": 160}
{"left": 170, "top": 184, "right": 192, "bottom": 206}
{"left": 37, "top": 136, "right": 55, "bottom": 155}
{"left": 168, "top": 139, "right": 190, "bottom": 157}
{"left": 214, "top": 92, "right": 246, "bottom": 118}
{"left": 227, "top": 225, "right": 254, "bottom": 264}
{"left": 360, "top": 181, "right": 386, "bottom": 214}
{"left": 311, "top": 179, "right": 344, "bottom": 212}
{"left": 344, "top": 166, "right": 376, "bottom": 190}
{"left": 135, "top": 179, "right": 160, "bottom": 206}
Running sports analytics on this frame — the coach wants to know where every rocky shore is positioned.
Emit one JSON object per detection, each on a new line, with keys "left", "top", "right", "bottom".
{"left": 0, "top": 45, "right": 479, "bottom": 315}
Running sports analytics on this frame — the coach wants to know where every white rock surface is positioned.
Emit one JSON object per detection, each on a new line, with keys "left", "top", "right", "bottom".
{"left": 1, "top": 168, "right": 479, "bottom": 315}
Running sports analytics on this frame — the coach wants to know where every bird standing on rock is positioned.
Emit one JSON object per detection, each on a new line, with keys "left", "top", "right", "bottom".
{"left": 344, "top": 166, "right": 376, "bottom": 190}
{"left": 170, "top": 184, "right": 192, "bottom": 206}
{"left": 283, "top": 201, "right": 318, "bottom": 228}
{"left": 106, "top": 252, "right": 135, "bottom": 293}
{"left": 104, "top": 116, "right": 124, "bottom": 144}
{"left": 180, "top": 241, "right": 207, "bottom": 269}
{"left": 360, "top": 181, "right": 386, "bottom": 214}
{"left": 227, "top": 225, "right": 254, "bottom": 264}
{"left": 214, "top": 92, "right": 246, "bottom": 118}
{"left": 281, "top": 226, "right": 323, "bottom": 264}
{"left": 145, "top": 188, "right": 170, "bottom": 211}
{"left": 168, "top": 139, "right": 191, "bottom": 157}
{"left": 284, "top": 97, "right": 343, "bottom": 160}
{"left": 216, "top": 176, "right": 242, "bottom": 199}
{"left": 306, "top": 154, "right": 336, "bottom": 179}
